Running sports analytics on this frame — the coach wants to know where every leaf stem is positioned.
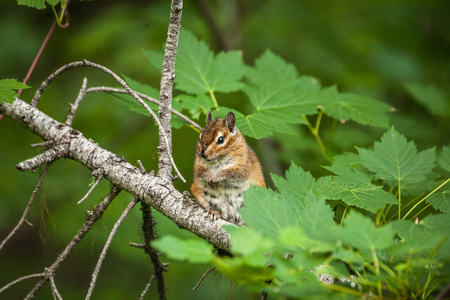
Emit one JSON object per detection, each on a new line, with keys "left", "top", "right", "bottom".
{"left": 340, "top": 203, "right": 348, "bottom": 226}
{"left": 302, "top": 115, "right": 326, "bottom": 152}
{"left": 410, "top": 203, "right": 432, "bottom": 221}
{"left": 208, "top": 90, "right": 218, "bottom": 108}
{"left": 398, "top": 179, "right": 402, "bottom": 219}
{"left": 326, "top": 118, "right": 337, "bottom": 146}
{"left": 402, "top": 178, "right": 450, "bottom": 220}
{"left": 370, "top": 246, "right": 380, "bottom": 275}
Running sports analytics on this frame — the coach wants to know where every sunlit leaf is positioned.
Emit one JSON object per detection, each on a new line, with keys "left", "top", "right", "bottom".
{"left": 318, "top": 166, "right": 398, "bottom": 213}
{"left": 358, "top": 127, "right": 436, "bottom": 184}
{"left": 341, "top": 211, "right": 395, "bottom": 250}
{"left": 152, "top": 235, "right": 214, "bottom": 263}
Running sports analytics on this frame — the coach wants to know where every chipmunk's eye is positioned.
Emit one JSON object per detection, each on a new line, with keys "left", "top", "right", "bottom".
{"left": 217, "top": 136, "right": 225, "bottom": 145}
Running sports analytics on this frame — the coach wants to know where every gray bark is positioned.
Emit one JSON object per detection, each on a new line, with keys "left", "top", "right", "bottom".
{"left": 0, "top": 98, "right": 231, "bottom": 250}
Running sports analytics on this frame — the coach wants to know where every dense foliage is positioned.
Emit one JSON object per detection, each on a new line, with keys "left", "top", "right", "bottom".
{"left": 1, "top": 1, "right": 449, "bottom": 299}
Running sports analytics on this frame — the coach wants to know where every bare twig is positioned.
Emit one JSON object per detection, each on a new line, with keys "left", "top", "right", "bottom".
{"left": 157, "top": 0, "right": 183, "bottom": 180}
{"left": 85, "top": 196, "right": 139, "bottom": 300}
{"left": 0, "top": 163, "right": 51, "bottom": 252}
{"left": 141, "top": 202, "right": 168, "bottom": 300}
{"left": 137, "top": 159, "right": 147, "bottom": 174}
{"left": 130, "top": 242, "right": 146, "bottom": 249}
{"left": 139, "top": 273, "right": 156, "bottom": 300}
{"left": 85, "top": 86, "right": 202, "bottom": 131}
{"left": 77, "top": 169, "right": 104, "bottom": 205}
{"left": 192, "top": 267, "right": 215, "bottom": 291}
{"left": 0, "top": 273, "right": 45, "bottom": 294}
{"left": 30, "top": 60, "right": 185, "bottom": 183}
{"left": 66, "top": 77, "right": 88, "bottom": 126}
{"left": 17, "top": 144, "right": 67, "bottom": 172}
{"left": 24, "top": 186, "right": 121, "bottom": 299}
{"left": 30, "top": 140, "right": 55, "bottom": 148}
{"left": 49, "top": 276, "right": 63, "bottom": 300}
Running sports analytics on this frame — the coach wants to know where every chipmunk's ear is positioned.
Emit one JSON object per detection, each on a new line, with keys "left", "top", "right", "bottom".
{"left": 206, "top": 111, "right": 212, "bottom": 124}
{"left": 225, "top": 112, "right": 236, "bottom": 133}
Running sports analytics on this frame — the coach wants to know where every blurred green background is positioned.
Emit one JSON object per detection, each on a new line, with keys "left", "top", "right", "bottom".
{"left": 0, "top": 0, "right": 449, "bottom": 299}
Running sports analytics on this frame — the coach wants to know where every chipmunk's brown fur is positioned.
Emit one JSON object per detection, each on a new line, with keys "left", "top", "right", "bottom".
{"left": 191, "top": 111, "right": 266, "bottom": 223}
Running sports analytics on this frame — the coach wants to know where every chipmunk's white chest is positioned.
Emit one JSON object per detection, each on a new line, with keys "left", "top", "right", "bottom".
{"left": 200, "top": 158, "right": 249, "bottom": 223}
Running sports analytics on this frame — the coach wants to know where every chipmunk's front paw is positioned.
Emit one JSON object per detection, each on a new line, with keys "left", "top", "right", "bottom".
{"left": 205, "top": 209, "right": 222, "bottom": 221}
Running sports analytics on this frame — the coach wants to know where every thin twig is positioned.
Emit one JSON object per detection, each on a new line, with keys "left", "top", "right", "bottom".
{"left": 0, "top": 163, "right": 51, "bottom": 252}
{"left": 85, "top": 86, "right": 202, "bottom": 131}
{"left": 139, "top": 273, "right": 156, "bottom": 300}
{"left": 130, "top": 242, "right": 146, "bottom": 249}
{"left": 137, "top": 159, "right": 147, "bottom": 174}
{"left": 192, "top": 267, "right": 215, "bottom": 291}
{"left": 141, "top": 202, "right": 168, "bottom": 300}
{"left": 0, "top": 273, "right": 45, "bottom": 294}
{"left": 49, "top": 276, "right": 63, "bottom": 300}
{"left": 30, "top": 140, "right": 55, "bottom": 148}
{"left": 78, "top": 171, "right": 104, "bottom": 205}
{"left": 30, "top": 60, "right": 186, "bottom": 183}
{"left": 157, "top": 0, "right": 183, "bottom": 180}
{"left": 24, "top": 186, "right": 121, "bottom": 300}
{"left": 66, "top": 77, "right": 88, "bottom": 126}
{"left": 85, "top": 197, "right": 139, "bottom": 300}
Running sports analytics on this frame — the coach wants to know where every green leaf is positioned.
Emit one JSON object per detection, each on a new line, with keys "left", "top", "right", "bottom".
{"left": 405, "top": 82, "right": 450, "bottom": 117}
{"left": 331, "top": 152, "right": 365, "bottom": 171}
{"left": 152, "top": 235, "right": 214, "bottom": 263}
{"left": 318, "top": 166, "right": 398, "bottom": 213}
{"left": 271, "top": 162, "right": 315, "bottom": 201}
{"left": 312, "top": 86, "right": 392, "bottom": 128}
{"left": 439, "top": 146, "right": 450, "bottom": 173}
{"left": 426, "top": 187, "right": 450, "bottom": 214}
{"left": 17, "top": 0, "right": 62, "bottom": 9}
{"left": 175, "top": 29, "right": 244, "bottom": 94}
{"left": 176, "top": 94, "right": 215, "bottom": 120}
{"left": 240, "top": 187, "right": 301, "bottom": 239}
{"left": 245, "top": 49, "right": 298, "bottom": 87}
{"left": 357, "top": 127, "right": 436, "bottom": 185}
{"left": 341, "top": 211, "right": 395, "bottom": 250}
{"left": 299, "top": 195, "right": 341, "bottom": 251}
{"left": 0, "top": 79, "right": 30, "bottom": 103}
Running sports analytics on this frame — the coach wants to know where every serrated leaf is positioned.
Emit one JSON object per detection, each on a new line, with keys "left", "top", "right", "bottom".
{"left": 318, "top": 166, "right": 398, "bottom": 213}
{"left": 152, "top": 235, "right": 214, "bottom": 263}
{"left": 17, "top": 0, "right": 62, "bottom": 9}
{"left": 271, "top": 162, "right": 315, "bottom": 201}
{"left": 332, "top": 152, "right": 365, "bottom": 171}
{"left": 245, "top": 49, "right": 298, "bottom": 87}
{"left": 299, "top": 194, "right": 341, "bottom": 250}
{"left": 312, "top": 86, "right": 391, "bottom": 128}
{"left": 176, "top": 94, "right": 215, "bottom": 120}
{"left": 358, "top": 127, "right": 436, "bottom": 185}
{"left": 175, "top": 30, "right": 244, "bottom": 94}
{"left": 426, "top": 187, "right": 450, "bottom": 213}
{"left": 0, "top": 79, "right": 30, "bottom": 103}
{"left": 217, "top": 108, "right": 297, "bottom": 139}
{"left": 439, "top": 146, "right": 450, "bottom": 173}
{"left": 405, "top": 82, "right": 450, "bottom": 117}
{"left": 240, "top": 187, "right": 301, "bottom": 239}
{"left": 341, "top": 211, "right": 395, "bottom": 250}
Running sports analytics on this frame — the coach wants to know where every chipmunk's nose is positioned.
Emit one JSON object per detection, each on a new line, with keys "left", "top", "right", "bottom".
{"left": 201, "top": 145, "right": 207, "bottom": 158}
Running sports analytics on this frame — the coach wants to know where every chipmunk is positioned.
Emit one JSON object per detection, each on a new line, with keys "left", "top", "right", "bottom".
{"left": 191, "top": 111, "right": 266, "bottom": 224}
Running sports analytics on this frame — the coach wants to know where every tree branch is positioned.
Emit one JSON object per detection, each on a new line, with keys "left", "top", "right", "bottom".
{"left": 158, "top": 0, "right": 183, "bottom": 179}
{"left": 0, "top": 99, "right": 231, "bottom": 251}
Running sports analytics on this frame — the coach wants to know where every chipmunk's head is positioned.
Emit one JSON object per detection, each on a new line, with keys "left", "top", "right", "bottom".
{"left": 196, "top": 111, "right": 241, "bottom": 162}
